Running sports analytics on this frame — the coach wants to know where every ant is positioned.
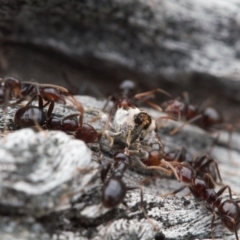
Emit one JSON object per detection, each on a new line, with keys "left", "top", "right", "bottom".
{"left": 162, "top": 92, "right": 234, "bottom": 162}
{"left": 14, "top": 93, "right": 98, "bottom": 143}
{"left": 100, "top": 80, "right": 173, "bottom": 153}
{"left": 163, "top": 92, "right": 231, "bottom": 134}
{"left": 143, "top": 147, "right": 222, "bottom": 183}
{"left": 100, "top": 149, "right": 158, "bottom": 230}
{"left": 101, "top": 150, "right": 137, "bottom": 208}
{"left": 137, "top": 146, "right": 222, "bottom": 188}
{"left": 0, "top": 78, "right": 84, "bottom": 121}
{"left": 0, "top": 76, "right": 22, "bottom": 108}
{"left": 100, "top": 146, "right": 172, "bottom": 208}
{"left": 103, "top": 80, "right": 171, "bottom": 124}
{"left": 164, "top": 148, "right": 222, "bottom": 187}
{"left": 159, "top": 160, "right": 240, "bottom": 239}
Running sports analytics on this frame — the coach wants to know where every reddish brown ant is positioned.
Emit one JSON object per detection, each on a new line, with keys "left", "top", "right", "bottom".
{"left": 14, "top": 90, "right": 97, "bottom": 143}
{"left": 165, "top": 148, "right": 222, "bottom": 187}
{"left": 100, "top": 80, "right": 173, "bottom": 154}
{"left": 159, "top": 160, "right": 240, "bottom": 239}
{"left": 163, "top": 92, "right": 230, "bottom": 134}
{"left": 105, "top": 79, "right": 171, "bottom": 112}
{"left": 0, "top": 76, "right": 22, "bottom": 108}
{"left": 100, "top": 148, "right": 170, "bottom": 208}
{"left": 100, "top": 149, "right": 157, "bottom": 230}
{"left": 140, "top": 147, "right": 222, "bottom": 188}
{"left": 101, "top": 150, "right": 135, "bottom": 208}
{"left": 162, "top": 92, "right": 233, "bottom": 164}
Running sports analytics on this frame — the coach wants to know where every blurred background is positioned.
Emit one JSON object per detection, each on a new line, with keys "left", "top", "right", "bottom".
{"left": 0, "top": 0, "right": 240, "bottom": 128}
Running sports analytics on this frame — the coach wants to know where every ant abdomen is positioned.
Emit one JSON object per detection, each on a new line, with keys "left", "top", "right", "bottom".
{"left": 14, "top": 106, "right": 46, "bottom": 128}
{"left": 217, "top": 200, "right": 240, "bottom": 234}
{"left": 102, "top": 177, "right": 126, "bottom": 208}
{"left": 74, "top": 123, "right": 98, "bottom": 143}
{"left": 201, "top": 107, "right": 223, "bottom": 130}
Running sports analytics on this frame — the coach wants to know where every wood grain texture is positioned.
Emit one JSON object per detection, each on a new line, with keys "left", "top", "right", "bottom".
{"left": 0, "top": 96, "right": 239, "bottom": 240}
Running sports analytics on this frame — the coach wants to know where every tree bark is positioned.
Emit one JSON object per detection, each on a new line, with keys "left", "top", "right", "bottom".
{"left": 0, "top": 96, "right": 239, "bottom": 240}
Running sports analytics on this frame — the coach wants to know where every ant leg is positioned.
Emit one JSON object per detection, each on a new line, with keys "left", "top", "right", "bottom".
{"left": 215, "top": 184, "right": 233, "bottom": 200}
{"left": 126, "top": 186, "right": 157, "bottom": 231}
{"left": 99, "top": 133, "right": 115, "bottom": 152}
{"left": 160, "top": 185, "right": 187, "bottom": 197}
{"left": 134, "top": 88, "right": 172, "bottom": 112}
{"left": 98, "top": 154, "right": 111, "bottom": 183}
{"left": 139, "top": 176, "right": 160, "bottom": 186}
{"left": 102, "top": 95, "right": 113, "bottom": 112}
{"left": 46, "top": 101, "right": 55, "bottom": 119}
{"left": 126, "top": 128, "right": 133, "bottom": 147}
{"left": 145, "top": 100, "right": 163, "bottom": 112}
{"left": 130, "top": 154, "right": 172, "bottom": 176}
{"left": 216, "top": 211, "right": 239, "bottom": 240}
{"left": 156, "top": 115, "right": 177, "bottom": 130}
{"left": 23, "top": 81, "right": 69, "bottom": 94}
{"left": 210, "top": 211, "right": 216, "bottom": 240}
{"left": 235, "top": 218, "right": 240, "bottom": 240}
{"left": 59, "top": 113, "right": 79, "bottom": 126}
{"left": 3, "top": 88, "right": 10, "bottom": 133}
{"left": 85, "top": 109, "right": 109, "bottom": 125}
{"left": 103, "top": 107, "right": 115, "bottom": 132}
{"left": 66, "top": 95, "right": 84, "bottom": 126}
{"left": 160, "top": 159, "right": 180, "bottom": 181}
{"left": 195, "top": 156, "right": 223, "bottom": 184}
{"left": 170, "top": 114, "right": 203, "bottom": 135}
{"left": 203, "top": 173, "right": 218, "bottom": 189}
{"left": 134, "top": 88, "right": 172, "bottom": 100}
{"left": 154, "top": 133, "right": 164, "bottom": 153}
{"left": 25, "top": 94, "right": 40, "bottom": 107}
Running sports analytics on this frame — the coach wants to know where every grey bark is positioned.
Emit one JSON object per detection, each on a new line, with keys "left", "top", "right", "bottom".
{"left": 1, "top": 0, "right": 240, "bottom": 79}
{"left": 0, "top": 96, "right": 240, "bottom": 240}
{"left": 0, "top": 0, "right": 240, "bottom": 129}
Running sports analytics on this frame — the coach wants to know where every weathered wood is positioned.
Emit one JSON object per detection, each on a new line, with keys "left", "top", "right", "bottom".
{"left": 0, "top": 0, "right": 240, "bottom": 129}
{"left": 1, "top": 0, "right": 240, "bottom": 80}
{"left": 0, "top": 96, "right": 239, "bottom": 240}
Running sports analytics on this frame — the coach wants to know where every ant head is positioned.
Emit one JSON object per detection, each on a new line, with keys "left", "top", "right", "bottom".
{"left": 202, "top": 107, "right": 223, "bottom": 128}
{"left": 116, "top": 98, "right": 132, "bottom": 108}
{"left": 130, "top": 112, "right": 152, "bottom": 143}
{"left": 164, "top": 99, "right": 187, "bottom": 116}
